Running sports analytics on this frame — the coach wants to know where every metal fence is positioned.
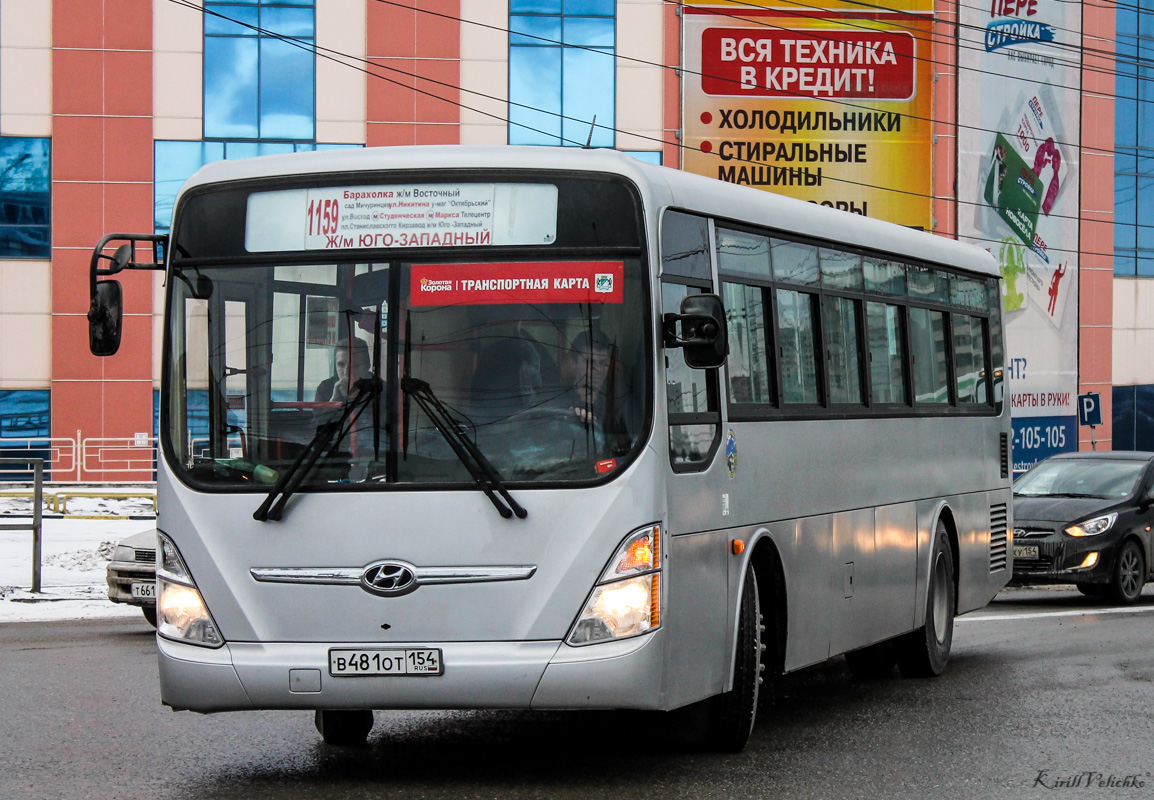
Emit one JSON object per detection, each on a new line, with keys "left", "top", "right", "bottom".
{"left": 0, "top": 458, "right": 44, "bottom": 591}
{"left": 0, "top": 435, "right": 157, "bottom": 484}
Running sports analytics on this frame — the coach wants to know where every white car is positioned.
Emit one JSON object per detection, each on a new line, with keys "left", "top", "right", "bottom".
{"left": 106, "top": 529, "right": 157, "bottom": 626}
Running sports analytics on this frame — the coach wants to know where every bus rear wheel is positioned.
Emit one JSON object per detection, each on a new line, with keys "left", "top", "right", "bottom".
{"left": 895, "top": 523, "right": 955, "bottom": 678}
{"left": 701, "top": 562, "right": 762, "bottom": 752}
{"left": 314, "top": 709, "right": 374, "bottom": 746}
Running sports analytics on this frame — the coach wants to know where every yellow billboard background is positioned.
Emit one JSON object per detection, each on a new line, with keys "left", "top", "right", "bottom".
{"left": 683, "top": 2, "right": 934, "bottom": 229}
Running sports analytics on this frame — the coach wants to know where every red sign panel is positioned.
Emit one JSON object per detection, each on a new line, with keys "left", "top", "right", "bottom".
{"left": 410, "top": 261, "right": 625, "bottom": 306}
{"left": 701, "top": 28, "right": 916, "bottom": 100}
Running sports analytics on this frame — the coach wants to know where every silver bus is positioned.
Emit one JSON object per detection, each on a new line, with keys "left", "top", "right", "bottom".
{"left": 88, "top": 146, "right": 1012, "bottom": 751}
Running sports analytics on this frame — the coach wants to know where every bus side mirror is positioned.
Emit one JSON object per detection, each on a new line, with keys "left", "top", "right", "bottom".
{"left": 88, "top": 280, "right": 123, "bottom": 356}
{"left": 663, "top": 293, "right": 728, "bottom": 369}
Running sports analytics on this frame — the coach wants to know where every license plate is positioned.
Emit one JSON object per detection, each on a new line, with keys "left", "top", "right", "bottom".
{"left": 328, "top": 648, "right": 443, "bottom": 676}
{"left": 1013, "top": 545, "right": 1039, "bottom": 559}
{"left": 130, "top": 581, "right": 156, "bottom": 599}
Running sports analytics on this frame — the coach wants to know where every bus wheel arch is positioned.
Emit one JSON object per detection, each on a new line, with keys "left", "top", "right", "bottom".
{"left": 749, "top": 535, "right": 787, "bottom": 687}
{"left": 700, "top": 558, "right": 762, "bottom": 752}
{"left": 935, "top": 505, "right": 961, "bottom": 611}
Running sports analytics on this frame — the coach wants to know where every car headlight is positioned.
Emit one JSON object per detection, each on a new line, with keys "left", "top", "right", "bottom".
{"left": 157, "top": 532, "right": 223, "bottom": 647}
{"left": 112, "top": 544, "right": 136, "bottom": 562}
{"left": 567, "top": 524, "right": 661, "bottom": 645}
{"left": 1065, "top": 513, "right": 1117, "bottom": 537}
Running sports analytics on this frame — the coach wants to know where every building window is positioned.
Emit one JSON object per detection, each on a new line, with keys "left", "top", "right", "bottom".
{"left": 508, "top": 0, "right": 615, "bottom": 148}
{"left": 0, "top": 138, "right": 50, "bottom": 259}
{"left": 204, "top": 0, "right": 316, "bottom": 141}
{"left": 154, "top": 141, "right": 361, "bottom": 231}
{"left": 1115, "top": 2, "right": 1154, "bottom": 276}
{"left": 0, "top": 390, "right": 50, "bottom": 438}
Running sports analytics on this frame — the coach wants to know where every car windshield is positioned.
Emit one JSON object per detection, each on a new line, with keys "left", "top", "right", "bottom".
{"left": 165, "top": 258, "right": 650, "bottom": 490}
{"left": 1013, "top": 458, "right": 1147, "bottom": 499}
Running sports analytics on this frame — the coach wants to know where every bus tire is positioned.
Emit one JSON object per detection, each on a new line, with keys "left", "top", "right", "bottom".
{"left": 702, "top": 562, "right": 762, "bottom": 752}
{"left": 314, "top": 709, "right": 374, "bottom": 746}
{"left": 896, "top": 524, "right": 955, "bottom": 678}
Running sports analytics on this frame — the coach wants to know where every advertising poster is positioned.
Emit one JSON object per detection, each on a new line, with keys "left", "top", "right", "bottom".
{"left": 682, "top": 0, "right": 934, "bottom": 229}
{"left": 957, "top": 0, "right": 1081, "bottom": 471}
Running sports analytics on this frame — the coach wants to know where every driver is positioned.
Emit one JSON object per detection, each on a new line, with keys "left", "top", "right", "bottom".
{"left": 552, "top": 330, "right": 639, "bottom": 459}
{"left": 557, "top": 331, "right": 614, "bottom": 425}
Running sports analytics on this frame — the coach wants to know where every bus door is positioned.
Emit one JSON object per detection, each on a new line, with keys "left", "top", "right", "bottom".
{"left": 658, "top": 209, "right": 730, "bottom": 705}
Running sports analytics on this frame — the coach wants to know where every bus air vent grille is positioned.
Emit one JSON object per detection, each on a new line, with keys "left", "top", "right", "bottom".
{"left": 989, "top": 503, "right": 1009, "bottom": 573}
{"left": 999, "top": 432, "right": 1009, "bottom": 479}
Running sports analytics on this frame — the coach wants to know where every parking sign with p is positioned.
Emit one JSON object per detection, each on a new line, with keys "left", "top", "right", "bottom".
{"left": 1077, "top": 392, "right": 1102, "bottom": 428}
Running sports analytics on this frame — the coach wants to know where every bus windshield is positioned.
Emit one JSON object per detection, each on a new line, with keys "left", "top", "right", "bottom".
{"left": 166, "top": 255, "right": 649, "bottom": 491}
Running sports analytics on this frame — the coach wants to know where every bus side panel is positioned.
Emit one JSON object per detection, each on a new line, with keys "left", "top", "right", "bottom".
{"left": 660, "top": 529, "right": 729, "bottom": 709}
{"left": 957, "top": 488, "right": 1014, "bottom": 614}
{"left": 829, "top": 509, "right": 871, "bottom": 656}
{"left": 871, "top": 503, "right": 920, "bottom": 640}
{"left": 829, "top": 507, "right": 915, "bottom": 657}
{"left": 780, "top": 516, "right": 834, "bottom": 672}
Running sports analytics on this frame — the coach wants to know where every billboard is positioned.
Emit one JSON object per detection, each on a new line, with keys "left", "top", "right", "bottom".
{"left": 957, "top": 0, "right": 1081, "bottom": 471}
{"left": 682, "top": 0, "right": 934, "bottom": 229}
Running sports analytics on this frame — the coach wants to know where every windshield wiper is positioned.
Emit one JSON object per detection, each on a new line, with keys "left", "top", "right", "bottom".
{"left": 401, "top": 377, "right": 527, "bottom": 520}
{"left": 253, "top": 377, "right": 379, "bottom": 522}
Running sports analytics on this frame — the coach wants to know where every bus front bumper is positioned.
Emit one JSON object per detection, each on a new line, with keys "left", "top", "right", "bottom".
{"left": 157, "top": 630, "right": 665, "bottom": 714}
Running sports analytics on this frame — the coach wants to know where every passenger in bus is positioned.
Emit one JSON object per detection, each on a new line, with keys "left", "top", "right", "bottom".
{"left": 315, "top": 337, "right": 372, "bottom": 402}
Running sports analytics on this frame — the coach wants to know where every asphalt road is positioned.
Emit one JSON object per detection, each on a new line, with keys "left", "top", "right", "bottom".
{"left": 4, "top": 586, "right": 1154, "bottom": 800}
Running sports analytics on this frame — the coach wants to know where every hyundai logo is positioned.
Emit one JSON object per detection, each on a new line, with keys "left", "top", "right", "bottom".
{"left": 360, "top": 561, "right": 418, "bottom": 597}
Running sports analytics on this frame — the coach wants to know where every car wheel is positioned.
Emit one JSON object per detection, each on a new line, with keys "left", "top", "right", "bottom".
{"left": 896, "top": 522, "right": 955, "bottom": 678}
{"left": 845, "top": 639, "right": 896, "bottom": 679}
{"left": 314, "top": 709, "right": 374, "bottom": 746}
{"left": 1109, "top": 540, "right": 1145, "bottom": 605}
{"left": 700, "top": 562, "right": 762, "bottom": 752}
{"left": 142, "top": 605, "right": 158, "bottom": 627}
{"left": 1076, "top": 582, "right": 1107, "bottom": 598}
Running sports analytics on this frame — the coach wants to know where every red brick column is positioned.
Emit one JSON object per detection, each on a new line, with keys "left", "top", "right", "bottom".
{"left": 51, "top": 0, "right": 154, "bottom": 481}
{"left": 1078, "top": 0, "right": 1116, "bottom": 450}
{"left": 664, "top": 1, "right": 681, "bottom": 168}
{"left": 366, "top": 0, "right": 461, "bottom": 146}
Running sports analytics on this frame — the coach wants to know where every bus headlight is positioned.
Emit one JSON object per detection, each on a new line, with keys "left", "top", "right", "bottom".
{"left": 567, "top": 524, "right": 661, "bottom": 645}
{"left": 157, "top": 532, "right": 223, "bottom": 648}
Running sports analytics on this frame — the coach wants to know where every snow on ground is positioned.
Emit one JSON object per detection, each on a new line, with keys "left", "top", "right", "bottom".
{"left": 0, "top": 487, "right": 156, "bottom": 623}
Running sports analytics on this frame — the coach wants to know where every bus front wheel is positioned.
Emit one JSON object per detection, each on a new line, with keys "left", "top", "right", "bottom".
{"left": 895, "top": 524, "right": 955, "bottom": 678}
{"left": 701, "top": 562, "right": 762, "bottom": 752}
{"left": 315, "top": 709, "right": 374, "bottom": 746}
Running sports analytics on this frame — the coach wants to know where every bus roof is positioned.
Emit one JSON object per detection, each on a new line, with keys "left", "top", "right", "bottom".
{"left": 180, "top": 145, "right": 999, "bottom": 278}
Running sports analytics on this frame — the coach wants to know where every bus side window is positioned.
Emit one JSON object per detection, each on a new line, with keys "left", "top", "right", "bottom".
{"left": 866, "top": 301, "right": 907, "bottom": 405}
{"left": 776, "top": 288, "right": 822, "bottom": 405}
{"left": 822, "top": 294, "right": 864, "bottom": 405}
{"left": 953, "top": 313, "right": 988, "bottom": 404}
{"left": 721, "top": 282, "right": 773, "bottom": 406}
{"left": 909, "top": 307, "right": 950, "bottom": 404}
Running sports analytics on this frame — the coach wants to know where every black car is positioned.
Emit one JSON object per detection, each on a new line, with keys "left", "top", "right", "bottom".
{"left": 1012, "top": 451, "right": 1154, "bottom": 604}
